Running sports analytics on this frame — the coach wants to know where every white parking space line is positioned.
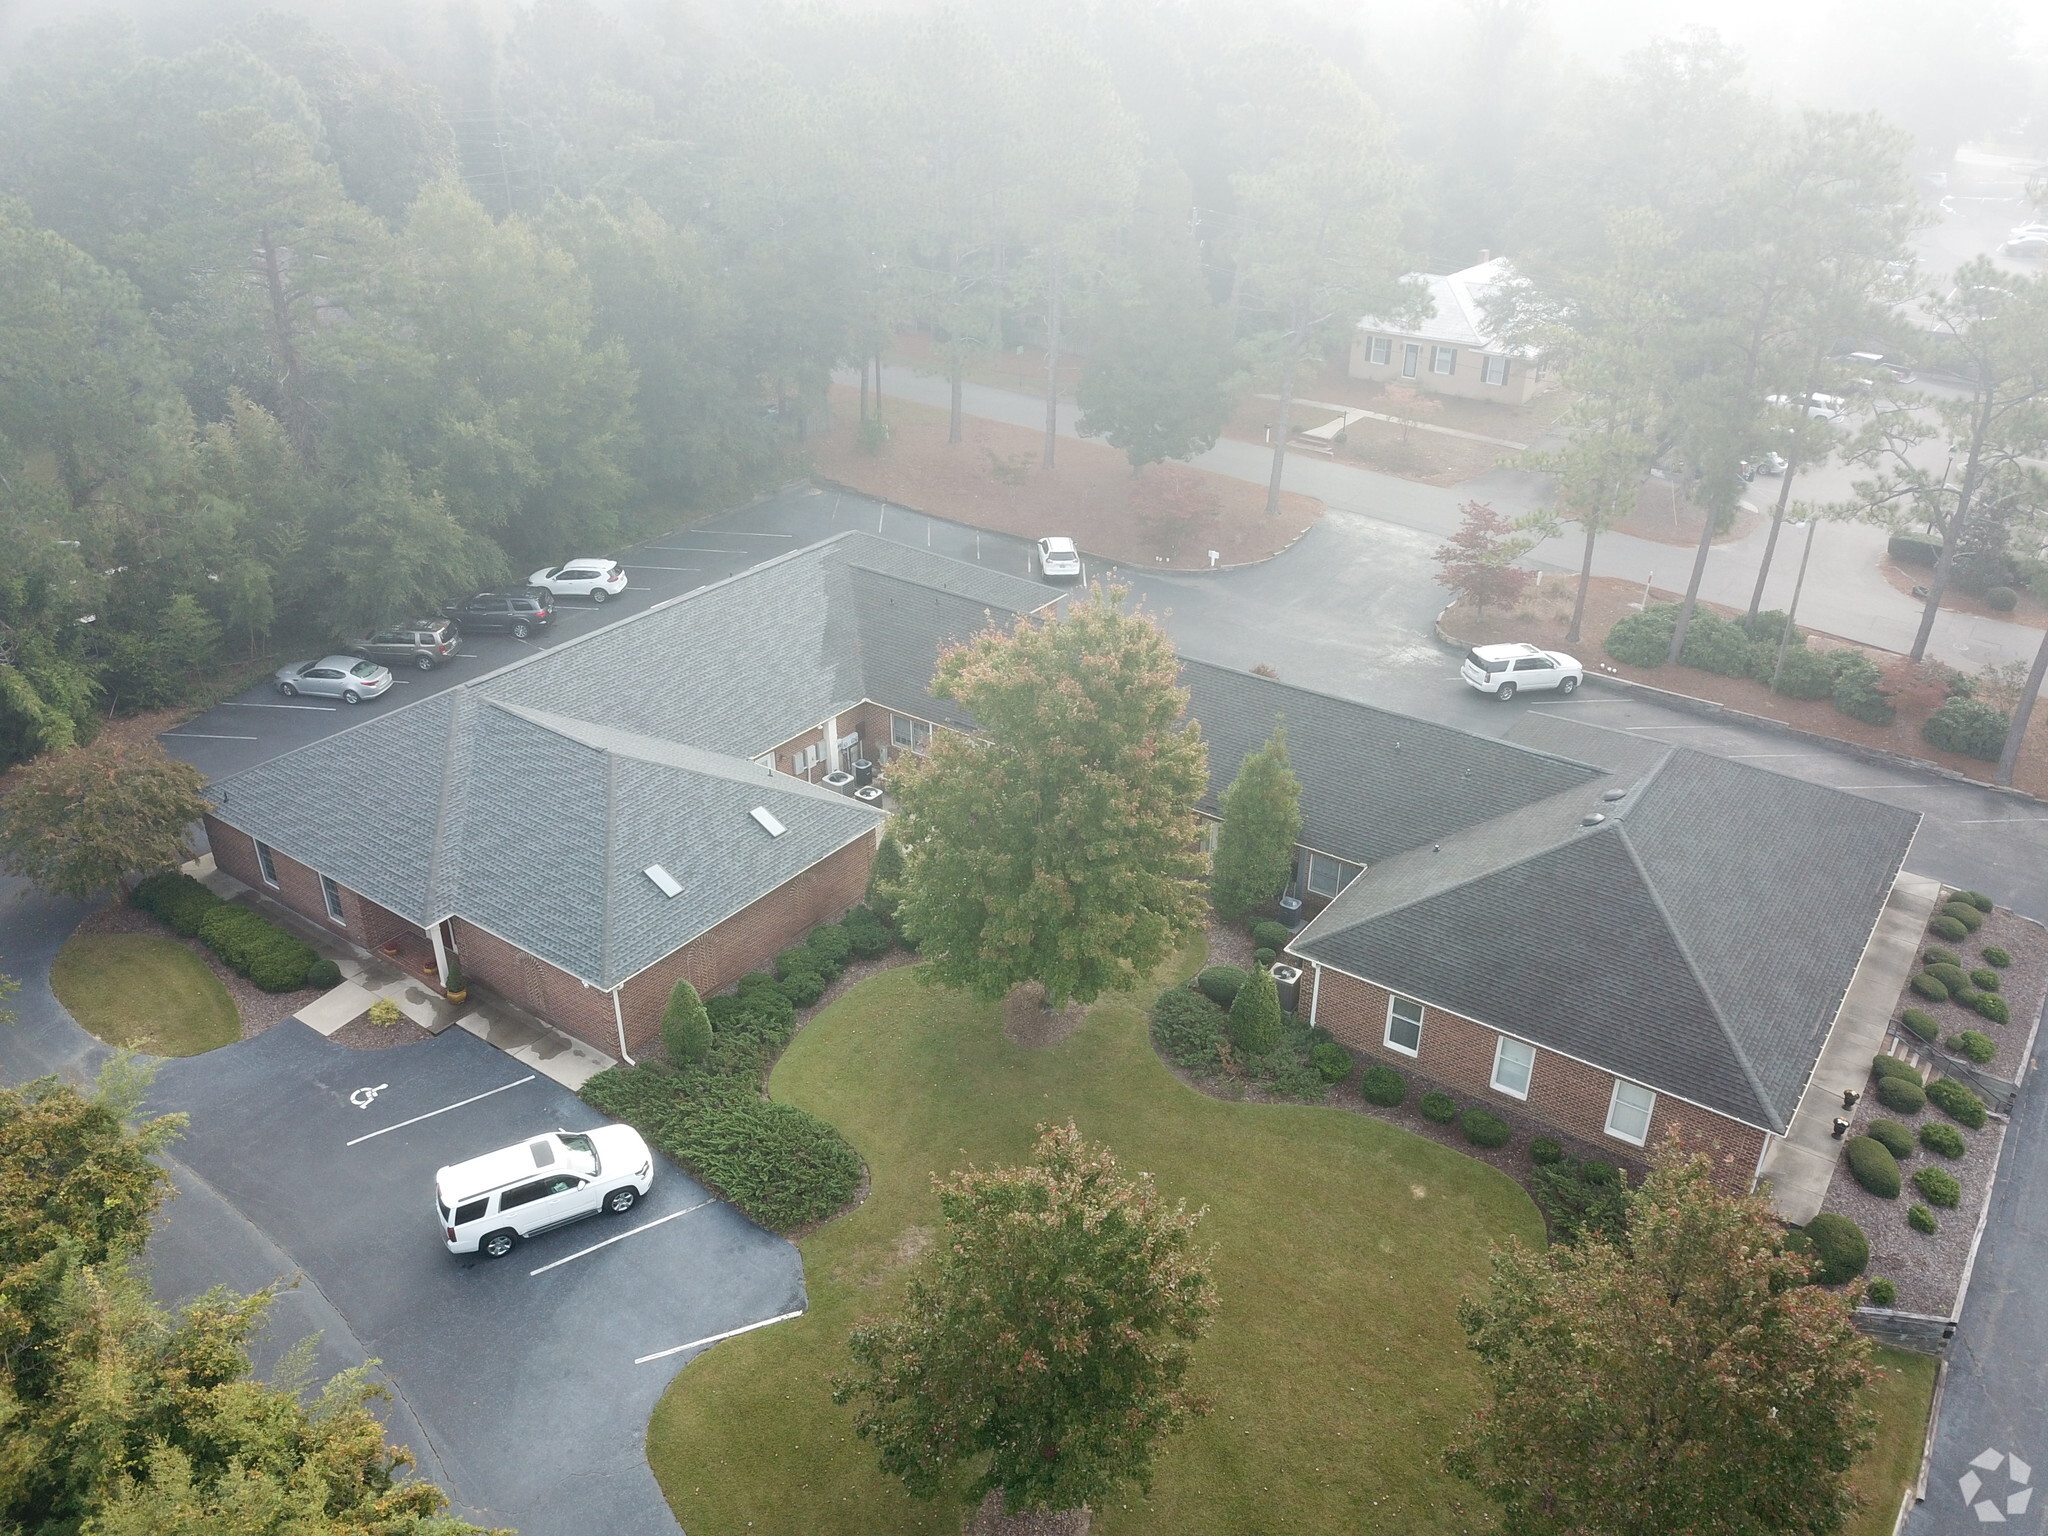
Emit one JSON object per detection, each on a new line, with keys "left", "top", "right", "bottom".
{"left": 164, "top": 732, "right": 259, "bottom": 740}
{"left": 652, "top": 547, "right": 753, "bottom": 555}
{"left": 225, "top": 700, "right": 339, "bottom": 711}
{"left": 634, "top": 1308, "right": 806, "bottom": 1365}
{"left": 345, "top": 1074, "right": 538, "bottom": 1146}
{"left": 714, "top": 531, "right": 796, "bottom": 538}
{"left": 527, "top": 1199, "right": 713, "bottom": 1275}
{"left": 1955, "top": 817, "right": 2048, "bottom": 825}
{"left": 458, "top": 652, "right": 480, "bottom": 657}
{"left": 1725, "top": 752, "right": 1827, "bottom": 759}
{"left": 1623, "top": 724, "right": 1718, "bottom": 729}
{"left": 1827, "top": 784, "right": 1926, "bottom": 791}
{"left": 624, "top": 564, "right": 703, "bottom": 572}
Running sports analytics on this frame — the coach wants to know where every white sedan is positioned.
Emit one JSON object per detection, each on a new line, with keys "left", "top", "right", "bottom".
{"left": 274, "top": 655, "right": 393, "bottom": 704}
{"left": 1036, "top": 536, "right": 1082, "bottom": 581}
{"left": 527, "top": 559, "right": 627, "bottom": 603}
{"left": 1461, "top": 643, "right": 1584, "bottom": 701}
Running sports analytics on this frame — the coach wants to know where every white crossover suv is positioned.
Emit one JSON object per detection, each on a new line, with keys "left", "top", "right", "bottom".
{"left": 527, "top": 559, "right": 628, "bottom": 603}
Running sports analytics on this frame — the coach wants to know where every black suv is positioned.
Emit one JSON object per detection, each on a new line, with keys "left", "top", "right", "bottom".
{"left": 350, "top": 618, "right": 462, "bottom": 671}
{"left": 441, "top": 591, "right": 553, "bottom": 639}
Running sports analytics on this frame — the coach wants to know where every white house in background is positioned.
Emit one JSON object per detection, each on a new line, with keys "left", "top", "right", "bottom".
{"left": 1350, "top": 256, "right": 1544, "bottom": 406}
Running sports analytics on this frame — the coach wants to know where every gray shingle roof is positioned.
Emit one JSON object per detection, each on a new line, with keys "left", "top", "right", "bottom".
{"left": 1180, "top": 658, "right": 1602, "bottom": 864}
{"left": 1290, "top": 725, "right": 1920, "bottom": 1131}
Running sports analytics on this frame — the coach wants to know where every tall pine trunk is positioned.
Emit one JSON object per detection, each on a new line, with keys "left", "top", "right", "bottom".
{"left": 1996, "top": 624, "right": 2048, "bottom": 787}
{"left": 1264, "top": 295, "right": 1304, "bottom": 518}
{"left": 1744, "top": 462, "right": 1800, "bottom": 628}
{"left": 1566, "top": 517, "right": 1598, "bottom": 645}
{"left": 1665, "top": 479, "right": 1720, "bottom": 666}
{"left": 1041, "top": 248, "right": 1064, "bottom": 471}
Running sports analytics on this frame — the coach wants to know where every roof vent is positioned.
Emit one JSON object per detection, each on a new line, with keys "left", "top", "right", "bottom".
{"left": 1602, "top": 788, "right": 1628, "bottom": 802}
{"left": 1581, "top": 812, "right": 1607, "bottom": 827}
{"left": 644, "top": 864, "right": 682, "bottom": 898}
{"left": 750, "top": 806, "right": 788, "bottom": 838}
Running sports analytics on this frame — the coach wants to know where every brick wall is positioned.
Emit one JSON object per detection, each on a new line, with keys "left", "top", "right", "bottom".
{"left": 205, "top": 813, "right": 406, "bottom": 951}
{"left": 769, "top": 703, "right": 897, "bottom": 783}
{"left": 451, "top": 830, "right": 880, "bottom": 1058}
{"left": 1311, "top": 964, "right": 1768, "bottom": 1188}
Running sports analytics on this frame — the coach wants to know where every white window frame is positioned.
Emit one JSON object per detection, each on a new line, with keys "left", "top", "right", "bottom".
{"left": 1481, "top": 354, "right": 1510, "bottom": 386}
{"left": 1384, "top": 993, "right": 1423, "bottom": 1057}
{"left": 1605, "top": 1079, "right": 1656, "bottom": 1146}
{"left": 319, "top": 874, "right": 345, "bottom": 924}
{"left": 889, "top": 713, "right": 932, "bottom": 754}
{"left": 255, "top": 842, "right": 279, "bottom": 887}
{"left": 1304, "top": 851, "right": 1357, "bottom": 898}
{"left": 1490, "top": 1035, "right": 1535, "bottom": 1100}
{"left": 1367, "top": 335, "right": 1391, "bottom": 366}
{"left": 1432, "top": 345, "right": 1456, "bottom": 375}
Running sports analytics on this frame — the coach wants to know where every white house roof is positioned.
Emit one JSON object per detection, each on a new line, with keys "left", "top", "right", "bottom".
{"left": 1359, "top": 257, "right": 1529, "bottom": 355}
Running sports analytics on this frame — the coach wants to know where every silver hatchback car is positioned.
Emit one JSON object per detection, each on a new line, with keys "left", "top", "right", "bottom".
{"left": 275, "top": 655, "right": 394, "bottom": 704}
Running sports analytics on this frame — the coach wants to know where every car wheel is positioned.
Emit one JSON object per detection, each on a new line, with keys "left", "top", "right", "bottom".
{"left": 591, "top": 588, "right": 607, "bottom": 604}
{"left": 604, "top": 1185, "right": 638, "bottom": 1215}
{"left": 279, "top": 682, "right": 297, "bottom": 697}
{"left": 1495, "top": 681, "right": 1517, "bottom": 701}
{"left": 481, "top": 1229, "right": 517, "bottom": 1259}
{"left": 416, "top": 655, "right": 434, "bottom": 672}
{"left": 343, "top": 689, "right": 360, "bottom": 705}
{"left": 1558, "top": 675, "right": 1579, "bottom": 695}
{"left": 511, "top": 621, "right": 530, "bottom": 639}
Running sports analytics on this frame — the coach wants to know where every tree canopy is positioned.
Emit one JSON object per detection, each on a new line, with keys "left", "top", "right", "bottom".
{"left": 0, "top": 739, "right": 212, "bottom": 899}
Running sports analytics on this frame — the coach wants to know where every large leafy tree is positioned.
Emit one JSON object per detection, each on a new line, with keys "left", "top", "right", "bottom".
{"left": 835, "top": 1122, "right": 1216, "bottom": 1518}
{"left": 0, "top": 740, "right": 210, "bottom": 898}
{"left": 1450, "top": 1153, "right": 1875, "bottom": 1536}
{"left": 1210, "top": 725, "right": 1301, "bottom": 922}
{"left": 889, "top": 584, "right": 1209, "bottom": 1007}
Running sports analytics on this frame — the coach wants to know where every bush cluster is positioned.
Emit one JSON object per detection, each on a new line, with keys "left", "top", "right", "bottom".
{"left": 132, "top": 875, "right": 325, "bottom": 993}
{"left": 1918, "top": 1122, "right": 1966, "bottom": 1158}
{"left": 1360, "top": 1064, "right": 1407, "bottom": 1107}
{"left": 1981, "top": 945, "right": 2011, "bottom": 968}
{"left": 1150, "top": 987, "right": 1225, "bottom": 1069}
{"left": 1898, "top": 1008, "right": 1939, "bottom": 1043}
{"left": 1529, "top": 1136, "right": 1563, "bottom": 1165}
{"left": 1844, "top": 1136, "right": 1901, "bottom": 1197}
{"left": 1531, "top": 1157, "right": 1628, "bottom": 1245}
{"left": 1418, "top": 1089, "right": 1457, "bottom": 1124}
{"left": 1926, "top": 1078, "right": 1988, "bottom": 1129}
{"left": 1803, "top": 1213, "right": 1869, "bottom": 1285}
{"left": 1912, "top": 1166, "right": 1961, "bottom": 1208}
{"left": 1907, "top": 1203, "right": 1939, "bottom": 1234}
{"left": 1196, "top": 965, "right": 1248, "bottom": 1008}
{"left": 1249, "top": 920, "right": 1292, "bottom": 953}
{"left": 1924, "top": 962, "right": 1968, "bottom": 993}
{"left": 1955, "top": 890, "right": 1994, "bottom": 912}
{"left": 1829, "top": 652, "right": 1895, "bottom": 726}
{"left": 1946, "top": 1030, "right": 1997, "bottom": 1065}
{"left": 1460, "top": 1108, "right": 1511, "bottom": 1148}
{"left": 1923, "top": 698, "right": 2009, "bottom": 761}
{"left": 1942, "top": 900, "right": 1985, "bottom": 933}
{"left": 1928, "top": 914, "right": 1968, "bottom": 942}
{"left": 1865, "top": 1119, "right": 1915, "bottom": 1160}
{"left": 1975, "top": 993, "right": 2010, "bottom": 1025}
{"left": 1309, "top": 1040, "right": 1353, "bottom": 1083}
{"left": 1924, "top": 945, "right": 1960, "bottom": 968}
{"left": 1867, "top": 1277, "right": 1898, "bottom": 1306}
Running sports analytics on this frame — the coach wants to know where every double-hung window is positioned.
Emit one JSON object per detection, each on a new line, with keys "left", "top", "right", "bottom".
{"left": 1605, "top": 1080, "right": 1657, "bottom": 1145}
{"left": 1432, "top": 345, "right": 1457, "bottom": 375}
{"left": 319, "top": 874, "right": 345, "bottom": 924}
{"left": 890, "top": 713, "right": 932, "bottom": 754}
{"left": 1491, "top": 1036, "right": 1535, "bottom": 1099}
{"left": 1385, "top": 994, "right": 1423, "bottom": 1056}
{"left": 1303, "top": 851, "right": 1357, "bottom": 898}
{"left": 1367, "top": 335, "right": 1391, "bottom": 366}
{"left": 1481, "top": 354, "right": 1510, "bottom": 386}
{"left": 255, "top": 842, "right": 279, "bottom": 887}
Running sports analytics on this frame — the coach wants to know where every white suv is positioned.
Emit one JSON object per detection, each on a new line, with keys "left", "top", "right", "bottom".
{"left": 436, "top": 1126, "right": 654, "bottom": 1258}
{"left": 527, "top": 559, "right": 628, "bottom": 603}
{"left": 1461, "top": 643, "right": 1584, "bottom": 701}
{"left": 1036, "top": 536, "right": 1082, "bottom": 580}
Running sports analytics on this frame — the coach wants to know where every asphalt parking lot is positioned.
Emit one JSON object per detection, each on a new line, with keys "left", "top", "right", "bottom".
{"left": 145, "top": 1021, "right": 804, "bottom": 1536}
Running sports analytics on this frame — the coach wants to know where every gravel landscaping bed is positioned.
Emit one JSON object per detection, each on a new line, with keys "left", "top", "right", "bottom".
{"left": 73, "top": 899, "right": 316, "bottom": 1040}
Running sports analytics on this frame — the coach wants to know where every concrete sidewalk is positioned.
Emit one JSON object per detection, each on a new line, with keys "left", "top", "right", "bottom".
{"left": 1759, "top": 870, "right": 1945, "bottom": 1224}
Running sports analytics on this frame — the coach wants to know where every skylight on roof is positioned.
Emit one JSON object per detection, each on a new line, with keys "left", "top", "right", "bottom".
{"left": 750, "top": 806, "right": 787, "bottom": 838}
{"left": 644, "top": 864, "right": 682, "bottom": 897}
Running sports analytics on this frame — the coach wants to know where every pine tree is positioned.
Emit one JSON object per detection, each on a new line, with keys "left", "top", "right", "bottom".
{"left": 662, "top": 978, "right": 712, "bottom": 1065}
{"left": 866, "top": 831, "right": 905, "bottom": 923}
{"left": 1228, "top": 963, "right": 1282, "bottom": 1056}
{"left": 1211, "top": 726, "right": 1302, "bottom": 921}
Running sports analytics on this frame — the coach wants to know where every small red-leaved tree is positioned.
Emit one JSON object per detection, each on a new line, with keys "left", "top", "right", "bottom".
{"left": 1129, "top": 462, "right": 1221, "bottom": 560}
{"left": 1433, "top": 500, "right": 1535, "bottom": 617}
{"left": 835, "top": 1122, "right": 1217, "bottom": 1521}
{"left": 1450, "top": 1150, "right": 1876, "bottom": 1536}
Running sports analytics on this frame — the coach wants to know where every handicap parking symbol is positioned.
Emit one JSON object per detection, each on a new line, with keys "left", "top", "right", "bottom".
{"left": 1961, "top": 1448, "right": 2033, "bottom": 1523}
{"left": 349, "top": 1083, "right": 388, "bottom": 1109}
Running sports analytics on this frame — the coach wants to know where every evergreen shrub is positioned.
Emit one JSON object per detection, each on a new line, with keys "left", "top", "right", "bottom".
{"left": 1844, "top": 1136, "right": 1901, "bottom": 1197}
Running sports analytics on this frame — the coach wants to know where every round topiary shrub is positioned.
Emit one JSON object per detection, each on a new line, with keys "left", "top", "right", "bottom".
{"left": 1249, "top": 920, "right": 1292, "bottom": 953}
{"left": 1419, "top": 1089, "right": 1457, "bottom": 1124}
{"left": 1865, "top": 1119, "right": 1915, "bottom": 1160}
{"left": 806, "top": 923, "right": 853, "bottom": 972}
{"left": 1907, "top": 1203, "right": 1938, "bottom": 1234}
{"left": 1928, "top": 915, "right": 1969, "bottom": 943}
{"left": 1957, "top": 890, "right": 1994, "bottom": 912}
{"left": 1942, "top": 901, "right": 1985, "bottom": 933}
{"left": 1195, "top": 965, "right": 1248, "bottom": 1008}
{"left": 1530, "top": 1136, "right": 1563, "bottom": 1165}
{"left": 1867, "top": 1277, "right": 1898, "bottom": 1306}
{"left": 1975, "top": 993, "right": 2010, "bottom": 1026}
{"left": 1954, "top": 985, "right": 1983, "bottom": 1010}
{"left": 1923, "top": 945, "right": 1961, "bottom": 968}
{"left": 1360, "top": 1064, "right": 1407, "bottom": 1107}
{"left": 1309, "top": 1040, "right": 1352, "bottom": 1083}
{"left": 1875, "top": 1075, "right": 1926, "bottom": 1114}
{"left": 1909, "top": 972, "right": 1950, "bottom": 1002}
{"left": 1912, "top": 1166, "right": 1961, "bottom": 1208}
{"left": 1926, "top": 1078, "right": 1987, "bottom": 1129}
{"left": 1803, "top": 1213, "right": 1870, "bottom": 1285}
{"left": 1981, "top": 945, "right": 2011, "bottom": 968}
{"left": 776, "top": 966, "right": 827, "bottom": 1008}
{"left": 1844, "top": 1136, "right": 1902, "bottom": 1197}
{"left": 1947, "top": 1030, "right": 1996, "bottom": 1065}
{"left": 1986, "top": 585, "right": 2019, "bottom": 611}
{"left": 1460, "top": 1108, "right": 1511, "bottom": 1148}
{"left": 1871, "top": 1053, "right": 1922, "bottom": 1082}
{"left": 1924, "top": 698, "right": 2009, "bottom": 762}
{"left": 1925, "top": 962, "right": 1968, "bottom": 993}
{"left": 304, "top": 958, "right": 342, "bottom": 990}
{"left": 1970, "top": 967, "right": 2001, "bottom": 993}
{"left": 1918, "top": 1122, "right": 1966, "bottom": 1158}
{"left": 1898, "top": 1009, "right": 1940, "bottom": 1043}
{"left": 842, "top": 905, "right": 893, "bottom": 959}
{"left": 1253, "top": 947, "right": 1276, "bottom": 967}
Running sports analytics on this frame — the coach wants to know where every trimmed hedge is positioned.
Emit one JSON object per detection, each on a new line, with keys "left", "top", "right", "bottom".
{"left": 1924, "top": 962, "right": 1968, "bottom": 993}
{"left": 1804, "top": 1213, "right": 1870, "bottom": 1285}
{"left": 1250, "top": 920, "right": 1293, "bottom": 953}
{"left": 1926, "top": 1078, "right": 1987, "bottom": 1129}
{"left": 1924, "top": 698, "right": 2008, "bottom": 761}
{"left": 1460, "top": 1108, "right": 1512, "bottom": 1148}
{"left": 1909, "top": 972, "right": 1949, "bottom": 1002}
{"left": 1924, "top": 945, "right": 1960, "bottom": 968}
{"left": 1956, "top": 890, "right": 1995, "bottom": 912}
{"left": 1975, "top": 993, "right": 2010, "bottom": 1025}
{"left": 1309, "top": 1040, "right": 1353, "bottom": 1083}
{"left": 1918, "top": 1122, "right": 1966, "bottom": 1158}
{"left": 1912, "top": 1167, "right": 1961, "bottom": 1208}
{"left": 1981, "top": 945, "right": 2011, "bottom": 968}
{"left": 1942, "top": 901, "right": 1985, "bottom": 933}
{"left": 1946, "top": 1030, "right": 1996, "bottom": 1065}
{"left": 1530, "top": 1136, "right": 1563, "bottom": 1165}
{"left": 1253, "top": 947, "right": 1276, "bottom": 967}
{"left": 1970, "top": 967, "right": 2001, "bottom": 993}
{"left": 1865, "top": 1119, "right": 1915, "bottom": 1161}
{"left": 1907, "top": 1203, "right": 1938, "bottom": 1234}
{"left": 194, "top": 903, "right": 320, "bottom": 993}
{"left": 1150, "top": 987, "right": 1225, "bottom": 1069}
{"left": 1888, "top": 531, "right": 1943, "bottom": 567}
{"left": 842, "top": 905, "right": 894, "bottom": 959}
{"left": 1875, "top": 1076, "right": 1926, "bottom": 1114}
{"left": 774, "top": 946, "right": 823, "bottom": 982}
{"left": 1845, "top": 1136, "right": 1901, "bottom": 1197}
{"left": 1898, "top": 1009, "right": 1940, "bottom": 1043}
{"left": 1867, "top": 1277, "right": 1898, "bottom": 1306}
{"left": 1196, "top": 965, "right": 1249, "bottom": 1008}
{"left": 1928, "top": 915, "right": 1969, "bottom": 943}
{"left": 1419, "top": 1090, "right": 1457, "bottom": 1124}
{"left": 1871, "top": 1053, "right": 1923, "bottom": 1083}
{"left": 806, "top": 923, "right": 853, "bottom": 972}
{"left": 1360, "top": 1065, "right": 1407, "bottom": 1107}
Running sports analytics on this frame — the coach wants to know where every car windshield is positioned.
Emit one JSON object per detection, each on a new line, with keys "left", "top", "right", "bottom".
{"left": 350, "top": 661, "right": 380, "bottom": 678}
{"left": 558, "top": 1133, "right": 600, "bottom": 1176}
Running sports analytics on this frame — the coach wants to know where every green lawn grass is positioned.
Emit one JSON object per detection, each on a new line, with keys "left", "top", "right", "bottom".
{"left": 50, "top": 932, "right": 239, "bottom": 1056}
{"left": 1845, "top": 1346, "right": 1939, "bottom": 1536}
{"left": 646, "top": 956, "right": 1542, "bottom": 1535}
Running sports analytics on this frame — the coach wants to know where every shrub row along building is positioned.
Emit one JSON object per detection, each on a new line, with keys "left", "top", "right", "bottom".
{"left": 204, "top": 533, "right": 1918, "bottom": 1186}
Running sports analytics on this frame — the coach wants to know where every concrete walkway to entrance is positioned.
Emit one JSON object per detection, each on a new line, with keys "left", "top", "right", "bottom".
{"left": 1760, "top": 870, "right": 1945, "bottom": 1224}
{"left": 187, "top": 855, "right": 614, "bottom": 1090}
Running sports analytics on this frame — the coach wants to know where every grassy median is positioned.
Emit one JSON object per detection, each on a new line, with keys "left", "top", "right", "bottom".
{"left": 50, "top": 932, "right": 239, "bottom": 1056}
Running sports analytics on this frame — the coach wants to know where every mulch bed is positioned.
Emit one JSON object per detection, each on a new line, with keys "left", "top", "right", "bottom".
{"left": 328, "top": 1010, "right": 438, "bottom": 1049}
{"left": 1815, "top": 902, "right": 2047, "bottom": 1316}
{"left": 963, "top": 1493, "right": 1089, "bottom": 1536}
{"left": 1442, "top": 575, "right": 2048, "bottom": 798}
{"left": 809, "top": 387, "right": 1322, "bottom": 571}
{"left": 71, "top": 899, "right": 316, "bottom": 1041}
{"left": 1877, "top": 553, "right": 2048, "bottom": 626}
{"left": 1610, "top": 477, "right": 1760, "bottom": 547}
{"left": 1002, "top": 983, "right": 1088, "bottom": 1049}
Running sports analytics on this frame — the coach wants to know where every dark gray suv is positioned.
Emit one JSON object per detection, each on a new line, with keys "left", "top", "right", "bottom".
{"left": 350, "top": 618, "right": 462, "bottom": 671}
{"left": 441, "top": 591, "right": 553, "bottom": 639}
